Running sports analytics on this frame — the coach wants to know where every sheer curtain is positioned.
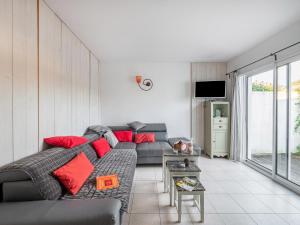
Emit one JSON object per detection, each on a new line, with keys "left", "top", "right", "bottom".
{"left": 230, "top": 73, "right": 247, "bottom": 161}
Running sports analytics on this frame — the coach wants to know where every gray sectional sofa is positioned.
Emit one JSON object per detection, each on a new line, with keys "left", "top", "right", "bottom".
{"left": 0, "top": 122, "right": 183, "bottom": 225}
{"left": 0, "top": 133, "right": 136, "bottom": 225}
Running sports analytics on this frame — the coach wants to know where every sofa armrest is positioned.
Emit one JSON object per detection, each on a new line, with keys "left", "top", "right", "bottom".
{"left": 0, "top": 199, "right": 122, "bottom": 225}
{"left": 2, "top": 180, "right": 43, "bottom": 202}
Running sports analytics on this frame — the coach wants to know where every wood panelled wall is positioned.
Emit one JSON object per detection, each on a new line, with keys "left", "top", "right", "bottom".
{"left": 0, "top": 0, "right": 13, "bottom": 165}
{"left": 0, "top": 0, "right": 102, "bottom": 165}
{"left": 191, "top": 62, "right": 228, "bottom": 149}
{"left": 39, "top": 1, "right": 101, "bottom": 149}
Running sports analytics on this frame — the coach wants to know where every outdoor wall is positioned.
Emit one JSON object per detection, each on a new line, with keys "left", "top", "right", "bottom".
{"left": 100, "top": 61, "right": 191, "bottom": 138}
{"left": 248, "top": 92, "right": 300, "bottom": 154}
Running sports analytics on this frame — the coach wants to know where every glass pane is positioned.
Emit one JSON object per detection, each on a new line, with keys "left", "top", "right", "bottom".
{"left": 277, "top": 65, "right": 288, "bottom": 177}
{"left": 290, "top": 60, "right": 300, "bottom": 184}
{"left": 247, "top": 69, "right": 274, "bottom": 170}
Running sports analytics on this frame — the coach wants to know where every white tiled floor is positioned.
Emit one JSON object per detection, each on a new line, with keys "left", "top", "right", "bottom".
{"left": 124, "top": 156, "right": 300, "bottom": 225}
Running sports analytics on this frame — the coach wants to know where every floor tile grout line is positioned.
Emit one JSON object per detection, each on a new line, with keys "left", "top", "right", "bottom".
{"left": 228, "top": 193, "right": 277, "bottom": 214}
{"left": 254, "top": 194, "right": 300, "bottom": 214}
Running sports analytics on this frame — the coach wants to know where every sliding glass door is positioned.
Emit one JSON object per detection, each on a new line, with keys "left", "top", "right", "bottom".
{"left": 246, "top": 58, "right": 300, "bottom": 187}
{"left": 247, "top": 69, "right": 274, "bottom": 170}
{"left": 277, "top": 60, "right": 300, "bottom": 185}
{"left": 277, "top": 65, "right": 288, "bottom": 177}
{"left": 290, "top": 60, "right": 300, "bottom": 184}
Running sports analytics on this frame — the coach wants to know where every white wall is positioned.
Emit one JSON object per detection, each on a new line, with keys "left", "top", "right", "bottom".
{"left": 228, "top": 19, "right": 300, "bottom": 73}
{"left": 100, "top": 62, "right": 191, "bottom": 138}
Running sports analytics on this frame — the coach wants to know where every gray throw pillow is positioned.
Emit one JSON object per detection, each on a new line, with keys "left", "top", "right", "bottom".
{"left": 127, "top": 121, "right": 146, "bottom": 131}
{"left": 85, "top": 125, "right": 111, "bottom": 135}
{"left": 104, "top": 130, "right": 119, "bottom": 148}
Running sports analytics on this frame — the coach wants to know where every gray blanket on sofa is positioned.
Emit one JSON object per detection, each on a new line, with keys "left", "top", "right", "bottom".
{"left": 0, "top": 134, "right": 100, "bottom": 200}
{"left": 63, "top": 149, "right": 137, "bottom": 213}
{"left": 0, "top": 133, "right": 137, "bottom": 213}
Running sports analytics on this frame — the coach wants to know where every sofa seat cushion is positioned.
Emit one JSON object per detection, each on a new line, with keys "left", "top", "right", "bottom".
{"left": 62, "top": 149, "right": 137, "bottom": 213}
{"left": 0, "top": 199, "right": 121, "bottom": 225}
{"left": 136, "top": 142, "right": 172, "bottom": 157}
{"left": 113, "top": 142, "right": 136, "bottom": 150}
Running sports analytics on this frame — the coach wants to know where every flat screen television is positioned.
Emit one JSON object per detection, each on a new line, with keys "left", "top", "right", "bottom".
{"left": 195, "top": 81, "right": 226, "bottom": 98}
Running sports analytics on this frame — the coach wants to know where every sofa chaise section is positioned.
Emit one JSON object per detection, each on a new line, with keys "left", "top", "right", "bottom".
{"left": 62, "top": 148, "right": 137, "bottom": 213}
{"left": 136, "top": 123, "right": 172, "bottom": 164}
{"left": 136, "top": 142, "right": 172, "bottom": 164}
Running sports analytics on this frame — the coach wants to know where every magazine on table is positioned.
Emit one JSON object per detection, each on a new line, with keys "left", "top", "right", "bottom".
{"left": 175, "top": 177, "right": 197, "bottom": 191}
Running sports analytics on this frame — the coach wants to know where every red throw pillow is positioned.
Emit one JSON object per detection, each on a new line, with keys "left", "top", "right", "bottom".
{"left": 44, "top": 136, "right": 88, "bottom": 149}
{"left": 53, "top": 152, "right": 94, "bottom": 195}
{"left": 113, "top": 130, "right": 133, "bottom": 142}
{"left": 135, "top": 133, "right": 155, "bottom": 144}
{"left": 92, "top": 138, "right": 111, "bottom": 158}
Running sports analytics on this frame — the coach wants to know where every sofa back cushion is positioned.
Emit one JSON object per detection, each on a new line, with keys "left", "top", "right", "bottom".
{"left": 109, "top": 125, "right": 132, "bottom": 131}
{"left": 138, "top": 123, "right": 167, "bottom": 132}
{"left": 154, "top": 132, "right": 168, "bottom": 142}
{"left": 53, "top": 152, "right": 94, "bottom": 195}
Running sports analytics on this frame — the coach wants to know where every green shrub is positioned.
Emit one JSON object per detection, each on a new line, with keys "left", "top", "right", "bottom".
{"left": 252, "top": 81, "right": 273, "bottom": 92}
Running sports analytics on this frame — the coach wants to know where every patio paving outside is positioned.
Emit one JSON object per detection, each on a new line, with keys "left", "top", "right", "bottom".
{"left": 252, "top": 153, "right": 300, "bottom": 185}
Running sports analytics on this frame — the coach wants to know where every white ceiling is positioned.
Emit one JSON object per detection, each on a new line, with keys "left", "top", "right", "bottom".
{"left": 46, "top": 0, "right": 300, "bottom": 62}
